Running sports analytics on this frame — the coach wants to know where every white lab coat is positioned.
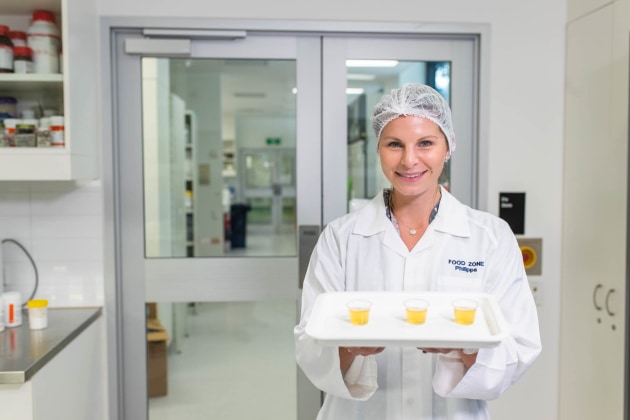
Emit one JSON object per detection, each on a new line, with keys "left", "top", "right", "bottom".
{"left": 294, "top": 187, "right": 541, "bottom": 420}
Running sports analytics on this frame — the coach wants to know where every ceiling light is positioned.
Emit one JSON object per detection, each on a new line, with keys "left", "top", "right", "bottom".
{"left": 346, "top": 88, "right": 365, "bottom": 95}
{"left": 292, "top": 87, "right": 365, "bottom": 94}
{"left": 347, "top": 73, "right": 376, "bottom": 81}
{"left": 346, "top": 60, "right": 399, "bottom": 68}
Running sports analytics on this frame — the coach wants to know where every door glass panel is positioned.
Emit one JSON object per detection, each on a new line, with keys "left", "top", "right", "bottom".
{"left": 146, "top": 300, "right": 297, "bottom": 419}
{"left": 142, "top": 57, "right": 297, "bottom": 258}
{"left": 346, "top": 60, "right": 452, "bottom": 210}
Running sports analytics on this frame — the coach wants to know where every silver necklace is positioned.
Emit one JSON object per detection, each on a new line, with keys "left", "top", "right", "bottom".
{"left": 390, "top": 187, "right": 440, "bottom": 235}
{"left": 396, "top": 218, "right": 420, "bottom": 235}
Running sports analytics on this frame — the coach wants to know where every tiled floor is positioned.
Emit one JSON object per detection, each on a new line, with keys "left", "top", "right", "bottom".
{"left": 227, "top": 223, "right": 297, "bottom": 257}
{"left": 149, "top": 300, "right": 298, "bottom": 420}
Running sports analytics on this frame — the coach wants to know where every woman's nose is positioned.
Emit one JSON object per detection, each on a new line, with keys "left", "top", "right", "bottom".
{"left": 400, "top": 148, "right": 417, "bottom": 167}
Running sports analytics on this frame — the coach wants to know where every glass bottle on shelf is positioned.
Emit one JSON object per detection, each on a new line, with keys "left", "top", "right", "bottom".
{"left": 0, "top": 25, "right": 14, "bottom": 73}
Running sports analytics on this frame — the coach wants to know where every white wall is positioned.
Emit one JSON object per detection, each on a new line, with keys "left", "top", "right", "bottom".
{"left": 0, "top": 180, "right": 103, "bottom": 307}
{"left": 237, "top": 116, "right": 296, "bottom": 149}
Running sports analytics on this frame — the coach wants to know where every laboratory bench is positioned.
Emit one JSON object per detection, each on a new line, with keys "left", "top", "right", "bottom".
{"left": 0, "top": 306, "right": 102, "bottom": 383}
{"left": 0, "top": 306, "right": 105, "bottom": 420}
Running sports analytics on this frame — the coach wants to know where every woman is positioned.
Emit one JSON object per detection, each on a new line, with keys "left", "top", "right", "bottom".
{"left": 294, "top": 83, "right": 541, "bottom": 419}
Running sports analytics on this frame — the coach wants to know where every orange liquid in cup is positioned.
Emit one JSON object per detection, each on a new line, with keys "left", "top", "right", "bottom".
{"left": 348, "top": 308, "right": 370, "bottom": 325}
{"left": 347, "top": 300, "right": 372, "bottom": 325}
{"left": 454, "top": 308, "right": 477, "bottom": 325}
{"left": 452, "top": 299, "right": 478, "bottom": 325}
{"left": 404, "top": 299, "right": 429, "bottom": 325}
{"left": 406, "top": 308, "right": 428, "bottom": 324}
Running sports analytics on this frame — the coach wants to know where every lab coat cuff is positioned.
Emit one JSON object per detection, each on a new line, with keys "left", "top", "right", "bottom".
{"left": 432, "top": 351, "right": 466, "bottom": 397}
{"left": 342, "top": 355, "right": 378, "bottom": 400}
{"left": 433, "top": 347, "right": 516, "bottom": 400}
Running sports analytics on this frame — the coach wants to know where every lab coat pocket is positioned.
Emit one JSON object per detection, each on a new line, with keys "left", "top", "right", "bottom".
{"left": 437, "top": 276, "right": 483, "bottom": 292}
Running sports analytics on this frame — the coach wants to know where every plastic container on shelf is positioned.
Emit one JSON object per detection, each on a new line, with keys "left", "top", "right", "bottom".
{"left": 0, "top": 25, "right": 14, "bottom": 73}
{"left": 3, "top": 117, "right": 17, "bottom": 147}
{"left": 50, "top": 115, "right": 64, "bottom": 147}
{"left": 0, "top": 96, "right": 17, "bottom": 119}
{"left": 27, "top": 10, "right": 61, "bottom": 74}
{"left": 14, "top": 119, "right": 37, "bottom": 147}
{"left": 37, "top": 117, "right": 51, "bottom": 147}
{"left": 13, "top": 46, "right": 33, "bottom": 74}
{"left": 9, "top": 31, "right": 26, "bottom": 47}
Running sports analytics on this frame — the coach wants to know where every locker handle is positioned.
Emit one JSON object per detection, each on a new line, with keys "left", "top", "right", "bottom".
{"left": 605, "top": 288, "right": 616, "bottom": 316}
{"left": 592, "top": 284, "right": 603, "bottom": 311}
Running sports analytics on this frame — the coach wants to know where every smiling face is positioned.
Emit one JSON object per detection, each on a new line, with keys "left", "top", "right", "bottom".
{"left": 378, "top": 115, "right": 449, "bottom": 199}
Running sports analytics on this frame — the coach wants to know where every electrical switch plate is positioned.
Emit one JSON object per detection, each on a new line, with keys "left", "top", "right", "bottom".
{"left": 517, "top": 237, "right": 542, "bottom": 276}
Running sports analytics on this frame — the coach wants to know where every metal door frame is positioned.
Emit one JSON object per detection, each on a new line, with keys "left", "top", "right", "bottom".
{"left": 100, "top": 18, "right": 489, "bottom": 420}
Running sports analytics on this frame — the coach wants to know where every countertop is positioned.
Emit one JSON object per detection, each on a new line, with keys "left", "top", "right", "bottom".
{"left": 0, "top": 307, "right": 102, "bottom": 384}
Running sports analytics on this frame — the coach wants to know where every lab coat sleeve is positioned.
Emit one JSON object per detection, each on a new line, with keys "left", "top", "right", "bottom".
{"left": 433, "top": 223, "right": 542, "bottom": 400}
{"left": 294, "top": 224, "right": 379, "bottom": 401}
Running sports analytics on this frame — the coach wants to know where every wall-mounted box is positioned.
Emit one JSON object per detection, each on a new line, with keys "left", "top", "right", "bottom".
{"left": 517, "top": 237, "right": 542, "bottom": 276}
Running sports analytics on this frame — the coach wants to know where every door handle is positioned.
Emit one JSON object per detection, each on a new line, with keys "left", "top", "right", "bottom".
{"left": 298, "top": 225, "right": 321, "bottom": 289}
{"left": 593, "top": 284, "right": 603, "bottom": 311}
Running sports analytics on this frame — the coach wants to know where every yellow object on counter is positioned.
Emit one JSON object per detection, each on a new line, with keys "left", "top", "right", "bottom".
{"left": 27, "top": 299, "right": 49, "bottom": 330}
{"left": 27, "top": 299, "right": 48, "bottom": 308}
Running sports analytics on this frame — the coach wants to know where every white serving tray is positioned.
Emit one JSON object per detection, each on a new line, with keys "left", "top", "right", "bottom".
{"left": 305, "top": 291, "right": 509, "bottom": 348}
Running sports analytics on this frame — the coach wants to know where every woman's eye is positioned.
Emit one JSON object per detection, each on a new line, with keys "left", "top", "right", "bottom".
{"left": 418, "top": 140, "right": 433, "bottom": 148}
{"left": 387, "top": 141, "right": 402, "bottom": 148}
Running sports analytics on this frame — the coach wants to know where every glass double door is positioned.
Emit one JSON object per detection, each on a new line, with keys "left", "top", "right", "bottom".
{"left": 112, "top": 27, "right": 477, "bottom": 420}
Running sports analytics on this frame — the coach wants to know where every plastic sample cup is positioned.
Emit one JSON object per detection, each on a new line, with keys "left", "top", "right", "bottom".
{"left": 347, "top": 300, "right": 372, "bottom": 325}
{"left": 452, "top": 299, "right": 478, "bottom": 325}
{"left": 404, "top": 299, "right": 429, "bottom": 324}
{"left": 27, "top": 299, "right": 48, "bottom": 330}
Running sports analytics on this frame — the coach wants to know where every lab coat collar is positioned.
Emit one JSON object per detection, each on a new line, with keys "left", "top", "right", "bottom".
{"left": 432, "top": 187, "right": 471, "bottom": 238}
{"left": 352, "top": 187, "right": 471, "bottom": 239}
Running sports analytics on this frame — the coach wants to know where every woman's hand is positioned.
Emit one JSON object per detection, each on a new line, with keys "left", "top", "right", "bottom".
{"left": 420, "top": 348, "right": 478, "bottom": 369}
{"left": 339, "top": 346, "right": 385, "bottom": 372}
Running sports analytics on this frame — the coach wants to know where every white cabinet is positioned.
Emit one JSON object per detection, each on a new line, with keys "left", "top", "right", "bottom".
{"left": 560, "top": 3, "right": 627, "bottom": 419}
{"left": 0, "top": 0, "right": 97, "bottom": 180}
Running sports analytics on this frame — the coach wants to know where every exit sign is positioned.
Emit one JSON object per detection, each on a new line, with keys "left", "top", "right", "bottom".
{"left": 266, "top": 137, "right": 281, "bottom": 145}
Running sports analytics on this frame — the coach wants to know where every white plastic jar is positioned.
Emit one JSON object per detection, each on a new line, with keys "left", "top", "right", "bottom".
{"left": 50, "top": 115, "right": 64, "bottom": 148}
{"left": 26, "top": 10, "right": 60, "bottom": 74}
{"left": 27, "top": 299, "right": 48, "bottom": 330}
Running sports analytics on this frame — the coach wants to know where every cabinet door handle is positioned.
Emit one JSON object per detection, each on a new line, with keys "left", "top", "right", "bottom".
{"left": 605, "top": 288, "right": 616, "bottom": 316}
{"left": 592, "top": 284, "right": 603, "bottom": 311}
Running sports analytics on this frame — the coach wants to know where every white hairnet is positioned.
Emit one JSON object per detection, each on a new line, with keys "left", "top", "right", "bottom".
{"left": 370, "top": 83, "right": 456, "bottom": 153}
